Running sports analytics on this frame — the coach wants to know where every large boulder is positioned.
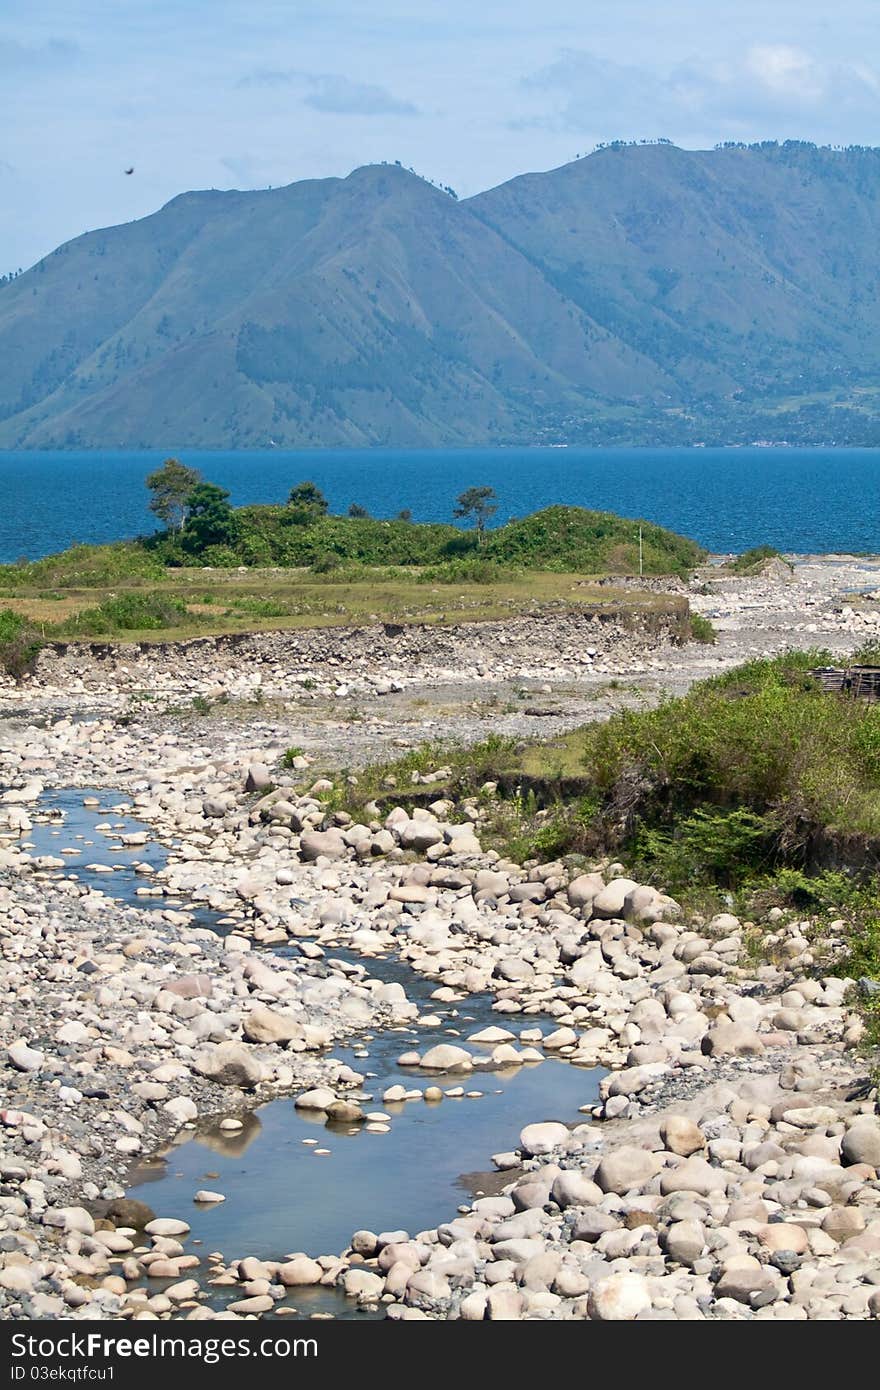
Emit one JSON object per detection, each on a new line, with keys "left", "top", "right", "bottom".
{"left": 294, "top": 1088, "right": 336, "bottom": 1111}
{"left": 550, "top": 1171, "right": 603, "bottom": 1209}
{"left": 590, "top": 878, "right": 638, "bottom": 920}
{"left": 418, "top": 1044, "right": 473, "bottom": 1072}
{"left": 106, "top": 1198, "right": 155, "bottom": 1229}
{"left": 242, "top": 1005, "right": 304, "bottom": 1046}
{"left": 660, "top": 1157, "right": 729, "bottom": 1197}
{"left": 701, "top": 1022, "right": 765, "bottom": 1057}
{"left": 193, "top": 1042, "right": 263, "bottom": 1088}
{"left": 841, "top": 1120, "right": 880, "bottom": 1168}
{"left": 662, "top": 1220, "right": 706, "bottom": 1267}
{"left": 519, "top": 1122, "right": 569, "bottom": 1157}
{"left": 299, "top": 829, "right": 348, "bottom": 862}
{"left": 660, "top": 1115, "right": 705, "bottom": 1157}
{"left": 278, "top": 1257, "right": 323, "bottom": 1286}
{"left": 594, "top": 1147, "right": 661, "bottom": 1194}
{"left": 398, "top": 820, "right": 444, "bottom": 852}
{"left": 588, "top": 1273, "right": 652, "bottom": 1320}
{"left": 244, "top": 763, "right": 272, "bottom": 793}
{"left": 567, "top": 872, "right": 605, "bottom": 910}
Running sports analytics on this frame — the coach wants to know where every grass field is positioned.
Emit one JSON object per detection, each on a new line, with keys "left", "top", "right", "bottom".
{"left": 0, "top": 565, "right": 690, "bottom": 644}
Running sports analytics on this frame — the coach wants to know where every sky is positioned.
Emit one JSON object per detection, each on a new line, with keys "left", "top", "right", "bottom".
{"left": 2, "top": 0, "right": 879, "bottom": 271}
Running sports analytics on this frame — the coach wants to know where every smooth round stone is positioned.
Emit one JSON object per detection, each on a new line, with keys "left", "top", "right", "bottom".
{"left": 145, "top": 1218, "right": 190, "bottom": 1237}
{"left": 193, "top": 1191, "right": 225, "bottom": 1204}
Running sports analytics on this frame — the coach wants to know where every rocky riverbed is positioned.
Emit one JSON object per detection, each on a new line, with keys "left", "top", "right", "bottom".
{"left": 1, "top": 560, "right": 878, "bottom": 1321}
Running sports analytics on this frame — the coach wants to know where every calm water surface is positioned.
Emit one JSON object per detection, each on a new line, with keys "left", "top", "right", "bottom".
{"left": 3, "top": 446, "right": 880, "bottom": 561}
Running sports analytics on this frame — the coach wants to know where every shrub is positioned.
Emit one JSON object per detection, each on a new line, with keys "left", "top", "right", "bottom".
{"left": 0, "top": 609, "right": 43, "bottom": 680}
{"left": 231, "top": 596, "right": 291, "bottom": 618}
{"left": 0, "top": 543, "right": 165, "bottom": 589}
{"left": 311, "top": 551, "right": 342, "bottom": 574}
{"left": 630, "top": 807, "right": 778, "bottom": 890}
{"left": 689, "top": 613, "right": 717, "bottom": 644}
{"left": 417, "top": 559, "right": 517, "bottom": 584}
{"left": 485, "top": 506, "right": 704, "bottom": 575}
{"left": 61, "top": 593, "right": 188, "bottom": 635}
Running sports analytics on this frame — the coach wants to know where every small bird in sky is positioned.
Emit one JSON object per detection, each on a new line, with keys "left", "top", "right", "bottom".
{"left": 124, "top": 167, "right": 134, "bottom": 175}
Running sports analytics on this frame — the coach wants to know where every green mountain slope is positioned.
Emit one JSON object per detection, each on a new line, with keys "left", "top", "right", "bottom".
{"left": 1, "top": 142, "right": 879, "bottom": 447}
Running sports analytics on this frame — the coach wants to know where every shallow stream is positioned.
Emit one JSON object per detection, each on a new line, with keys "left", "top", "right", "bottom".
{"left": 28, "top": 789, "right": 603, "bottom": 1318}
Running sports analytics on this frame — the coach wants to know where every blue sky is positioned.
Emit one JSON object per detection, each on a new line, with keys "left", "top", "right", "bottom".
{"left": 2, "top": 0, "right": 879, "bottom": 270}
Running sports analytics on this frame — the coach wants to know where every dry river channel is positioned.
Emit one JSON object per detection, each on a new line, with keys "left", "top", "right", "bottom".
{"left": 2, "top": 557, "right": 879, "bottom": 1323}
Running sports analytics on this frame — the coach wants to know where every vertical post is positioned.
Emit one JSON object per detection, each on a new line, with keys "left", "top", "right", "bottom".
{"left": 639, "top": 526, "right": 643, "bottom": 577}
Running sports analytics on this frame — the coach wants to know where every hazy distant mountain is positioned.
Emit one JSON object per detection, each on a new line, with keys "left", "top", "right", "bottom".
{"left": 2, "top": 141, "right": 879, "bottom": 449}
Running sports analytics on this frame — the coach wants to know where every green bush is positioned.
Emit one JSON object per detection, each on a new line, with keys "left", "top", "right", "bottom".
{"left": 689, "top": 613, "right": 717, "bottom": 644}
{"left": 311, "top": 551, "right": 342, "bottom": 574}
{"left": 485, "top": 506, "right": 704, "bottom": 575}
{"left": 417, "top": 559, "right": 518, "bottom": 584}
{"left": 60, "top": 593, "right": 189, "bottom": 635}
{"left": 630, "top": 807, "right": 777, "bottom": 889}
{"left": 230, "top": 596, "right": 291, "bottom": 618}
{"left": 0, "top": 543, "right": 165, "bottom": 589}
{"left": 0, "top": 608, "right": 43, "bottom": 680}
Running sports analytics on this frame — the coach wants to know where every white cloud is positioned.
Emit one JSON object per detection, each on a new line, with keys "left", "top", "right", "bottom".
{"left": 521, "top": 43, "right": 880, "bottom": 142}
{"left": 746, "top": 44, "right": 823, "bottom": 99}
{"left": 304, "top": 75, "right": 419, "bottom": 116}
{"left": 237, "top": 68, "right": 419, "bottom": 115}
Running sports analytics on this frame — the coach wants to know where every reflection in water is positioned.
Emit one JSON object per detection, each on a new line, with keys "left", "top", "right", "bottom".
{"left": 196, "top": 1112, "right": 264, "bottom": 1160}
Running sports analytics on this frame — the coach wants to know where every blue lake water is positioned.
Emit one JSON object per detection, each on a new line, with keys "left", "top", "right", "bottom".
{"left": 2, "top": 445, "right": 880, "bottom": 563}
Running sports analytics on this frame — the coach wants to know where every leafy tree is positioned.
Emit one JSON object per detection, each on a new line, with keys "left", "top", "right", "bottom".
{"left": 288, "top": 481, "right": 329, "bottom": 514}
{"left": 146, "top": 458, "right": 201, "bottom": 532}
{"left": 181, "top": 483, "right": 239, "bottom": 554}
{"left": 348, "top": 502, "right": 370, "bottom": 518}
{"left": 453, "top": 486, "right": 498, "bottom": 545}
{"left": 396, "top": 508, "right": 413, "bottom": 522}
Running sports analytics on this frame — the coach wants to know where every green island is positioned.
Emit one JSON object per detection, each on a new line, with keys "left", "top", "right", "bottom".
{"left": 0, "top": 468, "right": 705, "bottom": 665}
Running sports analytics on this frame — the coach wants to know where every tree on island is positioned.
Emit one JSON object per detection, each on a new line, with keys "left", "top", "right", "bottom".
{"left": 146, "top": 458, "right": 201, "bottom": 532}
{"left": 181, "top": 482, "right": 239, "bottom": 553}
{"left": 453, "top": 486, "right": 498, "bottom": 545}
{"left": 288, "top": 481, "right": 329, "bottom": 514}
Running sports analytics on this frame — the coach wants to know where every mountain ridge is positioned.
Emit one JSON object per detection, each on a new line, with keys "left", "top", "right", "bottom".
{"left": 2, "top": 141, "right": 879, "bottom": 448}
